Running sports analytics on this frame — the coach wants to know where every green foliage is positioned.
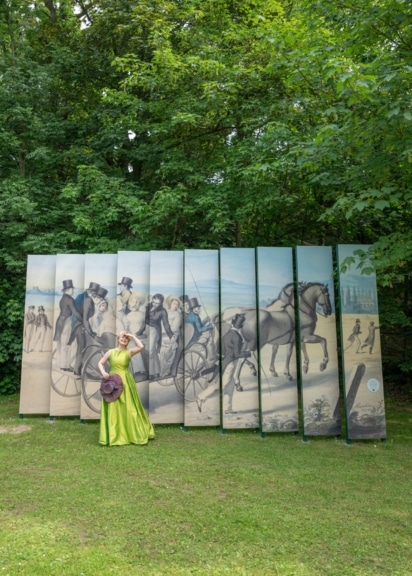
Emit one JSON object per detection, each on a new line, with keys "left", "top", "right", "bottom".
{"left": 0, "top": 0, "right": 411, "bottom": 392}
{"left": 0, "top": 280, "right": 25, "bottom": 394}
{"left": 379, "top": 282, "right": 412, "bottom": 389}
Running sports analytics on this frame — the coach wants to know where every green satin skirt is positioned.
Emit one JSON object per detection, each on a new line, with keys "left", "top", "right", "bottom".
{"left": 99, "top": 349, "right": 155, "bottom": 446}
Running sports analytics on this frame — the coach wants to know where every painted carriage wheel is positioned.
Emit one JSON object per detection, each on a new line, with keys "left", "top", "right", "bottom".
{"left": 154, "top": 374, "right": 174, "bottom": 386}
{"left": 51, "top": 349, "right": 81, "bottom": 397}
{"left": 81, "top": 347, "right": 107, "bottom": 414}
{"left": 51, "top": 367, "right": 82, "bottom": 397}
{"left": 174, "top": 348, "right": 209, "bottom": 402}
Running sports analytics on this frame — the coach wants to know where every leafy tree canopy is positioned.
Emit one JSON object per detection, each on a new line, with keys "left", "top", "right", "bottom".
{"left": 0, "top": 0, "right": 411, "bottom": 392}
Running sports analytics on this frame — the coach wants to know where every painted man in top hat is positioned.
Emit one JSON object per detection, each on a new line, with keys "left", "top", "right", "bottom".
{"left": 185, "top": 297, "right": 213, "bottom": 347}
{"left": 24, "top": 305, "right": 36, "bottom": 353}
{"left": 180, "top": 295, "right": 190, "bottom": 320}
{"left": 31, "top": 305, "right": 53, "bottom": 353}
{"left": 117, "top": 276, "right": 133, "bottom": 318}
{"left": 345, "top": 318, "right": 362, "bottom": 353}
{"left": 91, "top": 286, "right": 116, "bottom": 345}
{"left": 360, "top": 321, "right": 380, "bottom": 354}
{"left": 137, "top": 293, "right": 175, "bottom": 380}
{"left": 195, "top": 313, "right": 250, "bottom": 414}
{"left": 53, "top": 279, "right": 83, "bottom": 371}
{"left": 68, "top": 281, "right": 100, "bottom": 375}
{"left": 221, "top": 313, "right": 251, "bottom": 414}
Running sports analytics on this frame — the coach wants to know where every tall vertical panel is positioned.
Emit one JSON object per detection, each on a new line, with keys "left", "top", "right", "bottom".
{"left": 116, "top": 251, "right": 150, "bottom": 410}
{"left": 220, "top": 248, "right": 259, "bottom": 429}
{"left": 296, "top": 246, "right": 341, "bottom": 437}
{"left": 50, "top": 254, "right": 85, "bottom": 416}
{"left": 80, "top": 254, "right": 118, "bottom": 420}
{"left": 337, "top": 245, "right": 386, "bottom": 440}
{"left": 20, "top": 255, "right": 56, "bottom": 415}
{"left": 183, "top": 249, "right": 220, "bottom": 427}
{"left": 148, "top": 251, "right": 184, "bottom": 424}
{"left": 256, "top": 247, "right": 298, "bottom": 434}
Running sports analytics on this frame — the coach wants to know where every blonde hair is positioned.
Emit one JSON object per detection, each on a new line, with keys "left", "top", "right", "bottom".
{"left": 166, "top": 295, "right": 182, "bottom": 309}
{"left": 117, "top": 331, "right": 130, "bottom": 344}
{"left": 128, "top": 291, "right": 147, "bottom": 310}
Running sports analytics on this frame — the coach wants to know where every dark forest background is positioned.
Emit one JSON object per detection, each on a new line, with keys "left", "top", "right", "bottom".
{"left": 1, "top": 0, "right": 411, "bottom": 396}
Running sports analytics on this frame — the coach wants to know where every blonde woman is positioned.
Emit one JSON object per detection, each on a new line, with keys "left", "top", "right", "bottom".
{"left": 98, "top": 331, "right": 155, "bottom": 446}
{"left": 124, "top": 292, "right": 148, "bottom": 377}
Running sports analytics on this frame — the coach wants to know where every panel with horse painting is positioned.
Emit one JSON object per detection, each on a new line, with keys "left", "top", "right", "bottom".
{"left": 256, "top": 247, "right": 299, "bottom": 434}
{"left": 220, "top": 248, "right": 259, "bottom": 430}
{"left": 296, "top": 246, "right": 341, "bottom": 437}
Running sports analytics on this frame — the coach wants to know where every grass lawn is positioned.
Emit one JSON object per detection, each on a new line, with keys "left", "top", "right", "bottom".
{"left": 0, "top": 394, "right": 411, "bottom": 576}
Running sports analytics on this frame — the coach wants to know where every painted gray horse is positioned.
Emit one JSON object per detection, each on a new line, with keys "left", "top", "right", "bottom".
{"left": 236, "top": 282, "right": 332, "bottom": 381}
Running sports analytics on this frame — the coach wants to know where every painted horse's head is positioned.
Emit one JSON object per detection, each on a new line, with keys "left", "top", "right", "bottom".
{"left": 299, "top": 282, "right": 332, "bottom": 317}
{"left": 316, "top": 283, "right": 332, "bottom": 317}
{"left": 277, "top": 283, "right": 295, "bottom": 307}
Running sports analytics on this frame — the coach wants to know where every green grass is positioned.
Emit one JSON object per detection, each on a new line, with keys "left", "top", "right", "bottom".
{"left": 0, "top": 395, "right": 411, "bottom": 576}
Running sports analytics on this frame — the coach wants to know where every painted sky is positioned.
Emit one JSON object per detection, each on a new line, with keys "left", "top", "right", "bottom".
{"left": 185, "top": 249, "right": 219, "bottom": 282}
{"left": 220, "top": 247, "right": 256, "bottom": 286}
{"left": 54, "top": 254, "right": 85, "bottom": 291}
{"left": 150, "top": 250, "right": 183, "bottom": 291}
{"left": 84, "top": 254, "right": 118, "bottom": 299}
{"left": 296, "top": 246, "right": 333, "bottom": 281}
{"left": 257, "top": 247, "right": 293, "bottom": 287}
{"left": 26, "top": 255, "right": 56, "bottom": 291}
{"left": 117, "top": 251, "right": 150, "bottom": 292}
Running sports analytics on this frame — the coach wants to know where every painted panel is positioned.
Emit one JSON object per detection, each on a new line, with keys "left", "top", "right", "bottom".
{"left": 220, "top": 248, "right": 259, "bottom": 429}
{"left": 256, "top": 247, "right": 298, "bottom": 433}
{"left": 147, "top": 251, "right": 184, "bottom": 424}
{"left": 116, "top": 251, "right": 150, "bottom": 410}
{"left": 20, "top": 255, "right": 56, "bottom": 415}
{"left": 80, "top": 254, "right": 118, "bottom": 420}
{"left": 183, "top": 249, "right": 220, "bottom": 427}
{"left": 296, "top": 246, "right": 341, "bottom": 436}
{"left": 50, "top": 254, "right": 85, "bottom": 416}
{"left": 337, "top": 245, "right": 386, "bottom": 440}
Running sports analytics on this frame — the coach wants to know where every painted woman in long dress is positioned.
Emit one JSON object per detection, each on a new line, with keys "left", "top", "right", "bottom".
{"left": 160, "top": 295, "right": 182, "bottom": 376}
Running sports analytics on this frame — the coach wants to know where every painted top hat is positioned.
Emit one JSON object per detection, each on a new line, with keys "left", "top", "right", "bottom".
{"left": 100, "top": 374, "right": 123, "bottom": 403}
{"left": 188, "top": 297, "right": 201, "bottom": 310}
{"left": 118, "top": 277, "right": 133, "bottom": 289}
{"left": 88, "top": 282, "right": 100, "bottom": 293}
{"left": 61, "top": 279, "right": 74, "bottom": 291}
{"left": 232, "top": 313, "right": 246, "bottom": 329}
{"left": 28, "top": 305, "right": 35, "bottom": 309}
{"left": 96, "top": 286, "right": 108, "bottom": 300}
{"left": 38, "top": 306, "right": 45, "bottom": 312}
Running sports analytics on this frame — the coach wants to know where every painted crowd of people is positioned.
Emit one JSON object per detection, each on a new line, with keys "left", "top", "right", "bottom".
{"left": 24, "top": 305, "right": 52, "bottom": 353}
{"left": 25, "top": 277, "right": 255, "bottom": 415}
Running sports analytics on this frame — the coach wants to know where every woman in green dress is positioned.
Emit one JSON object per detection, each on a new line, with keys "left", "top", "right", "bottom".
{"left": 98, "top": 331, "right": 155, "bottom": 446}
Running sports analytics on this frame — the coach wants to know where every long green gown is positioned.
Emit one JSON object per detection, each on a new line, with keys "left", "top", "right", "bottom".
{"left": 99, "top": 349, "right": 155, "bottom": 446}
